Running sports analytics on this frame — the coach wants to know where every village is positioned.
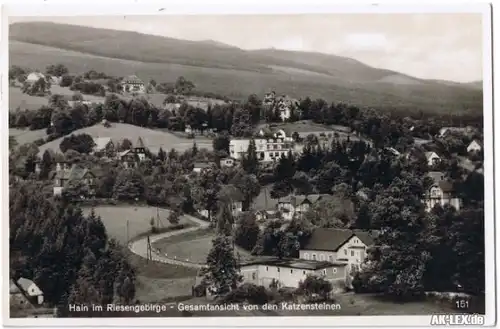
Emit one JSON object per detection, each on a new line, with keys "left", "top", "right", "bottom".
{"left": 8, "top": 18, "right": 485, "bottom": 319}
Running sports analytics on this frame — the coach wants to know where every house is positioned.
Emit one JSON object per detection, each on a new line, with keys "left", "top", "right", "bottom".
{"left": 277, "top": 194, "right": 329, "bottom": 220}
{"left": 193, "top": 162, "right": 212, "bottom": 173}
{"left": 118, "top": 138, "right": 147, "bottom": 168}
{"left": 299, "top": 228, "right": 375, "bottom": 277}
{"left": 198, "top": 185, "right": 243, "bottom": 218}
{"left": 254, "top": 209, "right": 279, "bottom": 222}
{"left": 26, "top": 72, "right": 45, "bottom": 84}
{"left": 425, "top": 151, "right": 441, "bottom": 166}
{"left": 121, "top": 75, "right": 145, "bottom": 93}
{"left": 275, "top": 95, "right": 299, "bottom": 121}
{"left": 52, "top": 163, "right": 98, "bottom": 197}
{"left": 12, "top": 278, "right": 44, "bottom": 305}
{"left": 229, "top": 129, "right": 295, "bottom": 162}
{"left": 438, "top": 126, "right": 474, "bottom": 138}
{"left": 424, "top": 172, "right": 461, "bottom": 212}
{"left": 467, "top": 140, "right": 482, "bottom": 153}
{"left": 220, "top": 157, "right": 236, "bottom": 168}
{"left": 92, "top": 137, "right": 115, "bottom": 155}
{"left": 239, "top": 257, "right": 346, "bottom": 289}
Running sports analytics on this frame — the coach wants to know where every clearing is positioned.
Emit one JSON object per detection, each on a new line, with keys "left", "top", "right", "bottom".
{"left": 82, "top": 205, "right": 194, "bottom": 245}
{"left": 36, "top": 122, "right": 213, "bottom": 156}
{"left": 152, "top": 229, "right": 255, "bottom": 265}
{"left": 83, "top": 205, "right": 201, "bottom": 299}
{"left": 9, "top": 87, "right": 49, "bottom": 111}
{"left": 9, "top": 128, "right": 47, "bottom": 146}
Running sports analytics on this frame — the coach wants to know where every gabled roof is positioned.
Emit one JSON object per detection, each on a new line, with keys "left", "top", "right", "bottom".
{"left": 17, "top": 278, "right": 38, "bottom": 293}
{"left": 353, "top": 230, "right": 376, "bottom": 247}
{"left": 425, "top": 151, "right": 439, "bottom": 159}
{"left": 27, "top": 72, "right": 45, "bottom": 81}
{"left": 302, "top": 228, "right": 355, "bottom": 252}
{"left": 135, "top": 137, "right": 146, "bottom": 149}
{"left": 93, "top": 137, "right": 113, "bottom": 151}
{"left": 469, "top": 139, "right": 483, "bottom": 148}
{"left": 438, "top": 180, "right": 455, "bottom": 193}
{"left": 53, "top": 165, "right": 96, "bottom": 181}
{"left": 123, "top": 75, "right": 144, "bottom": 84}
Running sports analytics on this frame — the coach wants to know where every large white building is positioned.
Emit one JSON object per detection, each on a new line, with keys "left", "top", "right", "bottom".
{"left": 229, "top": 129, "right": 295, "bottom": 162}
{"left": 239, "top": 258, "right": 346, "bottom": 289}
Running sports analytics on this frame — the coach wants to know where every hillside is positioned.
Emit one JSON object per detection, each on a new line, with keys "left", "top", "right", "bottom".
{"left": 9, "top": 22, "right": 483, "bottom": 114}
{"left": 36, "top": 123, "right": 212, "bottom": 156}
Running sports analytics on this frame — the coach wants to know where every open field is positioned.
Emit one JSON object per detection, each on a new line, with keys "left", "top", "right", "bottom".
{"left": 9, "top": 128, "right": 47, "bottom": 146}
{"left": 36, "top": 122, "right": 213, "bottom": 156}
{"left": 82, "top": 205, "right": 197, "bottom": 245}
{"left": 9, "top": 87, "right": 49, "bottom": 111}
{"left": 10, "top": 37, "right": 482, "bottom": 114}
{"left": 152, "top": 229, "right": 254, "bottom": 265}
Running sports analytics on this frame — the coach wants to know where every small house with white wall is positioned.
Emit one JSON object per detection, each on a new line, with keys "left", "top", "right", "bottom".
{"left": 121, "top": 75, "right": 145, "bottom": 93}
{"left": 13, "top": 278, "right": 44, "bottom": 305}
{"left": 277, "top": 194, "right": 329, "bottom": 220}
{"left": 425, "top": 151, "right": 441, "bottom": 167}
{"left": 220, "top": 157, "right": 236, "bottom": 168}
{"left": 424, "top": 171, "right": 461, "bottom": 212}
{"left": 239, "top": 257, "right": 346, "bottom": 289}
{"left": 26, "top": 72, "right": 45, "bottom": 84}
{"left": 467, "top": 140, "right": 482, "bottom": 153}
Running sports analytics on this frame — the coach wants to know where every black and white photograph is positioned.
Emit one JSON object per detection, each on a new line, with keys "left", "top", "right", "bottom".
{"left": 3, "top": 2, "right": 495, "bottom": 326}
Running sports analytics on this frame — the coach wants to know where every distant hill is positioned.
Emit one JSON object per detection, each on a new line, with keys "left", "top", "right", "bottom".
{"left": 9, "top": 22, "right": 483, "bottom": 115}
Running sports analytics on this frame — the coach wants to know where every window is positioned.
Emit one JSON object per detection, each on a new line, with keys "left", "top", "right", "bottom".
{"left": 290, "top": 269, "right": 293, "bottom": 274}
{"left": 319, "top": 254, "right": 325, "bottom": 261}
{"left": 304, "top": 253, "right": 309, "bottom": 260}
{"left": 252, "top": 273, "right": 256, "bottom": 280}
{"left": 266, "top": 266, "right": 268, "bottom": 271}
{"left": 303, "top": 271, "right": 306, "bottom": 275}
{"left": 277, "top": 268, "right": 280, "bottom": 273}
{"left": 344, "top": 250, "right": 347, "bottom": 255}
{"left": 328, "top": 255, "right": 334, "bottom": 262}
{"left": 333, "top": 268, "right": 337, "bottom": 273}
{"left": 323, "top": 269, "right": 327, "bottom": 275}
{"left": 351, "top": 250, "right": 355, "bottom": 256}
{"left": 312, "top": 254, "right": 317, "bottom": 260}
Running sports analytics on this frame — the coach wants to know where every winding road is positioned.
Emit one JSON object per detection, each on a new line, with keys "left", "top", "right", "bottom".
{"left": 128, "top": 214, "right": 210, "bottom": 269}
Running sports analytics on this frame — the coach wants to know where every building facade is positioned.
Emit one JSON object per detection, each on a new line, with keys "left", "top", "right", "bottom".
{"left": 229, "top": 129, "right": 295, "bottom": 162}
{"left": 277, "top": 194, "right": 329, "bottom": 220}
{"left": 121, "top": 75, "right": 145, "bottom": 93}
{"left": 239, "top": 258, "right": 346, "bottom": 289}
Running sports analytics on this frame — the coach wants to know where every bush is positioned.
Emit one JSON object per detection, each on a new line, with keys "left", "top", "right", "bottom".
{"left": 220, "top": 283, "right": 272, "bottom": 305}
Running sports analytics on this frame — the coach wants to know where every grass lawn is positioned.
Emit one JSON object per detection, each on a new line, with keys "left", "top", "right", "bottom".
{"left": 82, "top": 205, "right": 194, "bottom": 245}
{"left": 9, "top": 87, "right": 49, "bottom": 111}
{"left": 152, "top": 229, "right": 254, "bottom": 265}
{"left": 37, "top": 122, "right": 213, "bottom": 156}
{"left": 9, "top": 128, "right": 47, "bottom": 146}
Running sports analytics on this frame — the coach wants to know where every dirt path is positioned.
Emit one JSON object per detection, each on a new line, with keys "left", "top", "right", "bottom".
{"left": 128, "top": 214, "right": 209, "bottom": 269}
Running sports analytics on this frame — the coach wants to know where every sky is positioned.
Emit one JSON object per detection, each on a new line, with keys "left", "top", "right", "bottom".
{"left": 10, "top": 14, "right": 483, "bottom": 82}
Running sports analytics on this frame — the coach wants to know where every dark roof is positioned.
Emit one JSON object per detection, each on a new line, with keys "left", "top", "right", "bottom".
{"left": 194, "top": 162, "right": 211, "bottom": 168}
{"left": 279, "top": 194, "right": 329, "bottom": 206}
{"left": 438, "top": 180, "right": 455, "bottom": 192}
{"left": 302, "top": 228, "right": 355, "bottom": 252}
{"left": 123, "top": 75, "right": 144, "bottom": 84}
{"left": 240, "top": 257, "right": 342, "bottom": 270}
{"left": 53, "top": 165, "right": 97, "bottom": 182}
{"left": 428, "top": 171, "right": 445, "bottom": 183}
{"left": 353, "top": 230, "right": 376, "bottom": 247}
{"left": 135, "top": 137, "right": 146, "bottom": 149}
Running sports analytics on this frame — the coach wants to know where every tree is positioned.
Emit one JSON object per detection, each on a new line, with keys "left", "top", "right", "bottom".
{"left": 234, "top": 213, "right": 260, "bottom": 251}
{"left": 46, "top": 64, "right": 69, "bottom": 77}
{"left": 231, "top": 171, "right": 260, "bottom": 211}
{"left": 60, "top": 75, "right": 74, "bottom": 87}
{"left": 9, "top": 136, "right": 18, "bottom": 151}
{"left": 241, "top": 139, "right": 259, "bottom": 174}
{"left": 168, "top": 210, "right": 181, "bottom": 225}
{"left": 298, "top": 275, "right": 333, "bottom": 301}
{"left": 213, "top": 133, "right": 230, "bottom": 153}
{"left": 356, "top": 173, "right": 436, "bottom": 299}
{"left": 202, "top": 235, "right": 242, "bottom": 296}
{"left": 59, "top": 134, "right": 95, "bottom": 154}
{"left": 113, "top": 169, "right": 144, "bottom": 201}
{"left": 39, "top": 150, "right": 53, "bottom": 179}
